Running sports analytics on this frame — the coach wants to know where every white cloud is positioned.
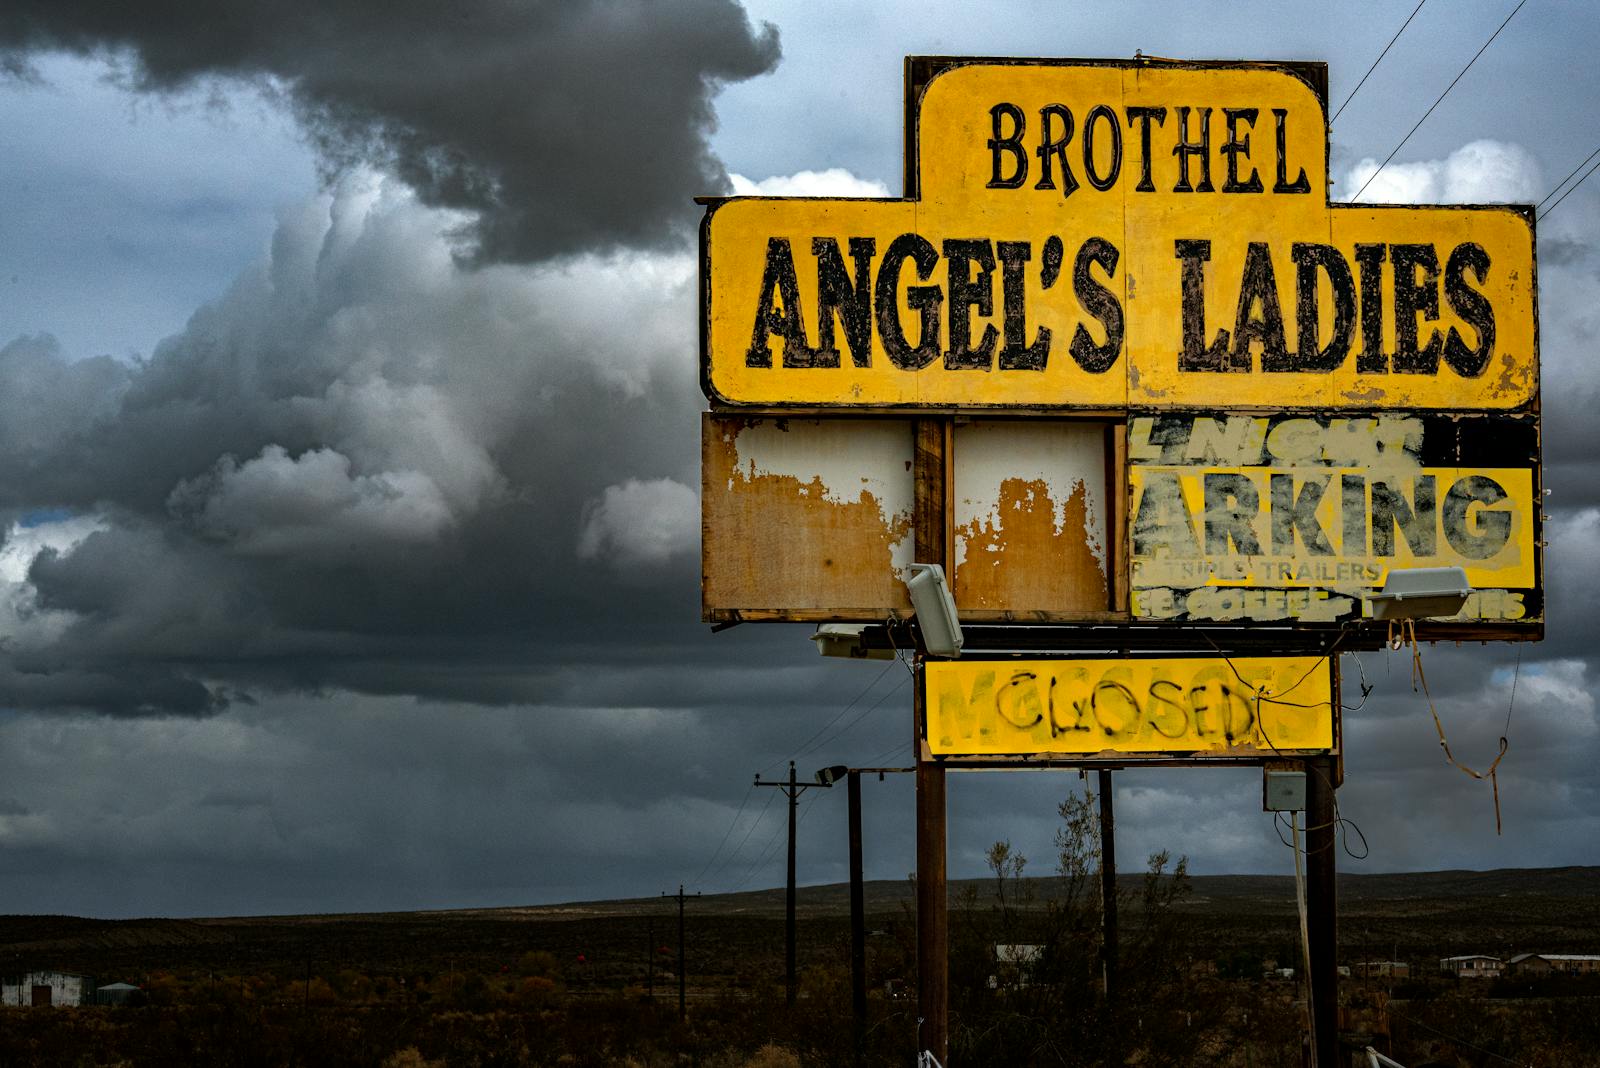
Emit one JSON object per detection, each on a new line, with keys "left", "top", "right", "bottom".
{"left": 0, "top": 515, "right": 106, "bottom": 645}
{"left": 729, "top": 168, "right": 891, "bottom": 197}
{"left": 577, "top": 477, "right": 699, "bottom": 568}
{"left": 170, "top": 445, "right": 456, "bottom": 556}
{"left": 1341, "top": 139, "right": 1542, "bottom": 204}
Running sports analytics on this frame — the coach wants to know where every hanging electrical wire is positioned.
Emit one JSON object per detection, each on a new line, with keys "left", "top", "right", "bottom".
{"left": 1332, "top": 0, "right": 1429, "bottom": 124}
{"left": 1539, "top": 151, "right": 1600, "bottom": 220}
{"left": 1351, "top": 0, "right": 1529, "bottom": 202}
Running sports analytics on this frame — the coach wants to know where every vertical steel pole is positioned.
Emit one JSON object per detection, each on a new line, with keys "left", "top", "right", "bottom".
{"left": 848, "top": 769, "right": 867, "bottom": 1060}
{"left": 1305, "top": 755, "right": 1338, "bottom": 1066}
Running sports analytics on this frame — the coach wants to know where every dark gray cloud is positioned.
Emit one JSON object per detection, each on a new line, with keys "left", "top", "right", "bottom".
{"left": 0, "top": 0, "right": 779, "bottom": 264}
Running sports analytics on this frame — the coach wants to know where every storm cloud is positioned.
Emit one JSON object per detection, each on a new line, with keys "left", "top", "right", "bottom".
{"left": 0, "top": 0, "right": 780, "bottom": 263}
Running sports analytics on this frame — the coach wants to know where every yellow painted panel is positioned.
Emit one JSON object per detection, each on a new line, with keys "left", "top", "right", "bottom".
{"left": 926, "top": 656, "right": 1333, "bottom": 757}
{"left": 703, "top": 61, "right": 1536, "bottom": 410}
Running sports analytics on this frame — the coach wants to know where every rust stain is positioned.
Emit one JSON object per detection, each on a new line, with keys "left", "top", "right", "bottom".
{"left": 1340, "top": 384, "right": 1386, "bottom": 404}
{"left": 704, "top": 433, "right": 912, "bottom": 612}
{"left": 955, "top": 477, "right": 1107, "bottom": 612}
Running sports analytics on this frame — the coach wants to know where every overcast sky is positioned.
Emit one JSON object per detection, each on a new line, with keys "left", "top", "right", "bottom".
{"left": 0, "top": 0, "right": 1596, "bottom": 918}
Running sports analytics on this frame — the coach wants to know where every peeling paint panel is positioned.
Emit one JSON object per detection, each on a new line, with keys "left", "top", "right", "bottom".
{"left": 702, "top": 414, "right": 914, "bottom": 618}
{"left": 952, "top": 421, "right": 1109, "bottom": 613}
{"left": 1127, "top": 413, "right": 1542, "bottom": 628}
{"left": 927, "top": 656, "right": 1334, "bottom": 758}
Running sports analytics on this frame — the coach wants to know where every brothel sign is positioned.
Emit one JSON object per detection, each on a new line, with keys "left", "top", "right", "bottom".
{"left": 700, "top": 59, "right": 1536, "bottom": 412}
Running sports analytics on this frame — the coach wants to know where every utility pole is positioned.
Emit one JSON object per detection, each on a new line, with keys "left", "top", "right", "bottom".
{"left": 754, "top": 760, "right": 830, "bottom": 1006}
{"left": 662, "top": 884, "right": 698, "bottom": 1020}
{"left": 847, "top": 768, "right": 866, "bottom": 1061}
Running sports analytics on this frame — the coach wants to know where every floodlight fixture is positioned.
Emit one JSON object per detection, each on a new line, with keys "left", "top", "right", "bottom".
{"left": 1368, "top": 566, "right": 1471, "bottom": 621}
{"left": 814, "top": 764, "right": 849, "bottom": 786}
{"left": 811, "top": 624, "right": 895, "bottom": 661}
{"left": 905, "top": 562, "right": 963, "bottom": 658}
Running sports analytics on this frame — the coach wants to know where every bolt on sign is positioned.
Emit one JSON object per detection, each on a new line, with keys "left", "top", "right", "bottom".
{"left": 925, "top": 655, "right": 1335, "bottom": 762}
{"left": 701, "top": 59, "right": 1535, "bottom": 412}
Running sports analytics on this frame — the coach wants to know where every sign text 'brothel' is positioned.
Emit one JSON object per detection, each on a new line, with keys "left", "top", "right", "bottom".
{"left": 701, "top": 61, "right": 1536, "bottom": 411}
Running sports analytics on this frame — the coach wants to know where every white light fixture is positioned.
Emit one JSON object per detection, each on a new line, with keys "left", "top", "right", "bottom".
{"left": 1368, "top": 566, "right": 1471, "bottom": 620}
{"left": 905, "top": 562, "right": 963, "bottom": 658}
{"left": 811, "top": 624, "right": 894, "bottom": 660}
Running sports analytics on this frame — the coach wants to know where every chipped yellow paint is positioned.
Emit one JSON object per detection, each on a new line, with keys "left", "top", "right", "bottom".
{"left": 926, "top": 656, "right": 1334, "bottom": 757}
{"left": 703, "top": 60, "right": 1536, "bottom": 410}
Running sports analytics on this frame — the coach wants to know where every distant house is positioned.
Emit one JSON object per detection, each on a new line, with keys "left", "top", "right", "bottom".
{"left": 1355, "top": 961, "right": 1411, "bottom": 979}
{"left": 1508, "top": 953, "right": 1600, "bottom": 976}
{"left": 1, "top": 972, "right": 91, "bottom": 1007}
{"left": 989, "top": 945, "right": 1044, "bottom": 990}
{"left": 94, "top": 983, "right": 140, "bottom": 1006}
{"left": 1439, "top": 955, "right": 1502, "bottom": 979}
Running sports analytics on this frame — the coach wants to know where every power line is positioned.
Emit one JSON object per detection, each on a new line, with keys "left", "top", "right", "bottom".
{"left": 1537, "top": 143, "right": 1600, "bottom": 210}
{"left": 760, "top": 657, "right": 900, "bottom": 775}
{"left": 689, "top": 781, "right": 755, "bottom": 888}
{"left": 797, "top": 671, "right": 909, "bottom": 759}
{"left": 1351, "top": 0, "right": 1529, "bottom": 202}
{"left": 1539, "top": 152, "right": 1600, "bottom": 220}
{"left": 1332, "top": 0, "right": 1428, "bottom": 125}
{"left": 701, "top": 788, "right": 779, "bottom": 888}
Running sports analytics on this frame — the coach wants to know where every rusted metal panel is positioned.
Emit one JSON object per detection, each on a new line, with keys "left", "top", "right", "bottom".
{"left": 926, "top": 655, "right": 1336, "bottom": 762}
{"left": 951, "top": 420, "right": 1110, "bottom": 616}
{"left": 702, "top": 414, "right": 914, "bottom": 620}
{"left": 701, "top": 58, "right": 1536, "bottom": 413}
{"left": 1127, "top": 413, "right": 1542, "bottom": 633}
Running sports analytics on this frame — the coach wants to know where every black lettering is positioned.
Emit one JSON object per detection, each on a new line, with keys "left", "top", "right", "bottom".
{"left": 1091, "top": 678, "right": 1141, "bottom": 737}
{"left": 1290, "top": 243, "right": 1356, "bottom": 372}
{"left": 1175, "top": 239, "right": 1236, "bottom": 370}
{"left": 1070, "top": 236, "right": 1123, "bottom": 373}
{"left": 997, "top": 241, "right": 1050, "bottom": 371}
{"left": 1204, "top": 472, "right": 1261, "bottom": 555}
{"left": 1354, "top": 243, "right": 1389, "bottom": 373}
{"left": 1082, "top": 104, "right": 1122, "bottom": 191}
{"left": 1341, "top": 474, "right": 1367, "bottom": 555}
{"left": 1172, "top": 107, "right": 1214, "bottom": 192}
{"left": 1371, "top": 476, "right": 1436, "bottom": 556}
{"left": 1234, "top": 242, "right": 1290, "bottom": 371}
{"left": 1443, "top": 476, "right": 1512, "bottom": 559}
{"left": 1271, "top": 473, "right": 1334, "bottom": 555}
{"left": 1272, "top": 108, "right": 1311, "bottom": 193}
{"left": 1443, "top": 242, "right": 1496, "bottom": 376}
{"left": 813, "top": 237, "right": 875, "bottom": 368}
{"left": 987, "top": 103, "right": 1027, "bottom": 189}
{"left": 1146, "top": 679, "right": 1189, "bottom": 738}
{"left": 943, "top": 238, "right": 999, "bottom": 369}
{"left": 875, "top": 234, "right": 943, "bottom": 371}
{"left": 747, "top": 237, "right": 819, "bottom": 368}
{"left": 1035, "top": 104, "right": 1079, "bottom": 197}
{"left": 1392, "top": 244, "right": 1442, "bottom": 373}
{"left": 1221, "top": 108, "right": 1264, "bottom": 193}
{"left": 1125, "top": 106, "right": 1167, "bottom": 192}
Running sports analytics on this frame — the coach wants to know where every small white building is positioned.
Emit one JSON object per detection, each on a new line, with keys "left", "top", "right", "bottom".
{"left": 1439, "top": 955, "right": 1502, "bottom": 979}
{"left": 1, "top": 971, "right": 90, "bottom": 1007}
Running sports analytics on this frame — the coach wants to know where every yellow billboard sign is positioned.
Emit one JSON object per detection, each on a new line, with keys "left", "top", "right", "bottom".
{"left": 702, "top": 60, "right": 1536, "bottom": 411}
{"left": 1128, "top": 413, "right": 1541, "bottom": 627}
{"left": 926, "top": 656, "right": 1334, "bottom": 758}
